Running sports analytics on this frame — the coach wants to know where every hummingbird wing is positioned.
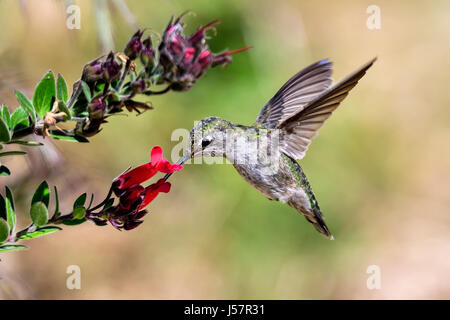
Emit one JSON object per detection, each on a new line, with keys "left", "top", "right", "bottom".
{"left": 277, "top": 58, "right": 376, "bottom": 160}
{"left": 255, "top": 59, "right": 333, "bottom": 128}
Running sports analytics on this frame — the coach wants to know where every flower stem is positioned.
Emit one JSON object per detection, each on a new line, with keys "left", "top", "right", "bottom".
{"left": 88, "top": 186, "right": 113, "bottom": 212}
{"left": 117, "top": 59, "right": 131, "bottom": 90}
{"left": 144, "top": 85, "right": 172, "bottom": 95}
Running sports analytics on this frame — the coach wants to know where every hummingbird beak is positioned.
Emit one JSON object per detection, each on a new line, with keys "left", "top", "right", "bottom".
{"left": 163, "top": 154, "right": 188, "bottom": 181}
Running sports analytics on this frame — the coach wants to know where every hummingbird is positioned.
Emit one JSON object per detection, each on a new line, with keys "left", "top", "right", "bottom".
{"left": 166, "top": 58, "right": 376, "bottom": 239}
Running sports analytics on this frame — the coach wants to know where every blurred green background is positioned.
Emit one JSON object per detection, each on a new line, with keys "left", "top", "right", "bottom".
{"left": 0, "top": 0, "right": 449, "bottom": 299}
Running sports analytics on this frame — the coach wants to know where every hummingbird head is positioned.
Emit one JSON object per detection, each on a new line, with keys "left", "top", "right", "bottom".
{"left": 174, "top": 116, "right": 232, "bottom": 165}
{"left": 187, "top": 116, "right": 232, "bottom": 159}
{"left": 163, "top": 116, "right": 234, "bottom": 181}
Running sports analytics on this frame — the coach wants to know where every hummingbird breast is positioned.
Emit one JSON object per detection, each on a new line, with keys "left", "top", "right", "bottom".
{"left": 232, "top": 153, "right": 312, "bottom": 212}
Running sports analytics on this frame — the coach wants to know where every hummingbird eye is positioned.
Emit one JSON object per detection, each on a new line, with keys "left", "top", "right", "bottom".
{"left": 201, "top": 138, "right": 212, "bottom": 149}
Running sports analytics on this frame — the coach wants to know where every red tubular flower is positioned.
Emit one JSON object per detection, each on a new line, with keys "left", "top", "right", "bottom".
{"left": 139, "top": 179, "right": 171, "bottom": 210}
{"left": 113, "top": 146, "right": 182, "bottom": 193}
{"left": 94, "top": 146, "right": 183, "bottom": 231}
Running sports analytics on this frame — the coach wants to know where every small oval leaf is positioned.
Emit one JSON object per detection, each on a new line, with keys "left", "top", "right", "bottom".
{"left": 33, "top": 71, "right": 56, "bottom": 119}
{"left": 73, "top": 193, "right": 87, "bottom": 209}
{"left": 17, "top": 226, "right": 61, "bottom": 240}
{"left": 52, "top": 186, "right": 60, "bottom": 219}
{"left": 49, "top": 131, "right": 89, "bottom": 143}
{"left": 57, "top": 101, "right": 71, "bottom": 120}
{"left": 7, "top": 140, "right": 43, "bottom": 147}
{"left": 72, "top": 207, "right": 86, "bottom": 220}
{"left": 0, "top": 151, "right": 27, "bottom": 157}
{"left": 0, "top": 105, "right": 11, "bottom": 128}
{"left": 62, "top": 217, "right": 86, "bottom": 226}
{"left": 5, "top": 186, "right": 15, "bottom": 233}
{"left": 0, "top": 117, "right": 11, "bottom": 143}
{"left": 10, "top": 106, "right": 29, "bottom": 130}
{"left": 81, "top": 81, "right": 92, "bottom": 102}
{"left": 15, "top": 90, "right": 36, "bottom": 122}
{"left": 0, "top": 218, "right": 9, "bottom": 243}
{"left": 57, "top": 74, "right": 69, "bottom": 103}
{"left": 0, "top": 244, "right": 27, "bottom": 253}
{"left": 0, "top": 194, "right": 6, "bottom": 221}
{"left": 32, "top": 181, "right": 50, "bottom": 207}
{"left": 30, "top": 202, "right": 49, "bottom": 227}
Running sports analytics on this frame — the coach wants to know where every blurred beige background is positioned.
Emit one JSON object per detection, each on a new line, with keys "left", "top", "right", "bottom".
{"left": 0, "top": 0, "right": 449, "bottom": 299}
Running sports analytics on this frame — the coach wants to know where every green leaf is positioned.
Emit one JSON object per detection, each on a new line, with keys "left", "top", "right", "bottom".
{"left": 17, "top": 226, "right": 61, "bottom": 240}
{"left": 33, "top": 71, "right": 56, "bottom": 119}
{"left": 0, "top": 194, "right": 5, "bottom": 221}
{"left": 30, "top": 202, "right": 48, "bottom": 227}
{"left": 57, "top": 101, "right": 71, "bottom": 120}
{"left": 62, "top": 217, "right": 86, "bottom": 226}
{"left": 0, "top": 244, "right": 27, "bottom": 253}
{"left": 32, "top": 181, "right": 50, "bottom": 207}
{"left": 0, "top": 117, "right": 11, "bottom": 143}
{"left": 0, "top": 218, "right": 9, "bottom": 243}
{"left": 87, "top": 194, "right": 94, "bottom": 209}
{"left": 7, "top": 140, "right": 43, "bottom": 147}
{"left": 57, "top": 73, "right": 69, "bottom": 103}
{"left": 73, "top": 193, "right": 87, "bottom": 220}
{"left": 5, "top": 186, "right": 15, "bottom": 233}
{"left": 0, "top": 165, "right": 10, "bottom": 176}
{"left": 72, "top": 207, "right": 86, "bottom": 220}
{"left": 15, "top": 90, "right": 36, "bottom": 122}
{"left": 0, "top": 151, "right": 27, "bottom": 157}
{"left": 10, "top": 106, "right": 29, "bottom": 130}
{"left": 73, "top": 193, "right": 87, "bottom": 209}
{"left": 0, "top": 105, "right": 11, "bottom": 128}
{"left": 53, "top": 186, "right": 60, "bottom": 219}
{"left": 81, "top": 81, "right": 92, "bottom": 102}
{"left": 49, "top": 131, "right": 89, "bottom": 143}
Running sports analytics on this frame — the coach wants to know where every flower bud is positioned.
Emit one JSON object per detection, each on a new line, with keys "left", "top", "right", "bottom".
{"left": 78, "top": 118, "right": 103, "bottom": 137}
{"left": 124, "top": 30, "right": 143, "bottom": 60}
{"left": 211, "top": 55, "right": 232, "bottom": 68}
{"left": 82, "top": 58, "right": 103, "bottom": 82}
{"left": 140, "top": 37, "right": 155, "bottom": 70}
{"left": 131, "top": 77, "right": 147, "bottom": 94}
{"left": 88, "top": 97, "right": 107, "bottom": 119}
{"left": 181, "top": 47, "right": 195, "bottom": 69}
{"left": 211, "top": 46, "right": 252, "bottom": 68}
{"left": 102, "top": 52, "right": 122, "bottom": 82}
{"left": 189, "top": 20, "right": 220, "bottom": 48}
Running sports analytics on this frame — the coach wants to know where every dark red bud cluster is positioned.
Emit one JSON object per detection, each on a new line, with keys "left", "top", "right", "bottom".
{"left": 82, "top": 52, "right": 122, "bottom": 84}
{"left": 158, "top": 14, "right": 251, "bottom": 91}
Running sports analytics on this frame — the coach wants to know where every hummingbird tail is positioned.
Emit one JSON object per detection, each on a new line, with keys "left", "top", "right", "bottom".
{"left": 288, "top": 199, "right": 334, "bottom": 240}
{"left": 283, "top": 154, "right": 334, "bottom": 239}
